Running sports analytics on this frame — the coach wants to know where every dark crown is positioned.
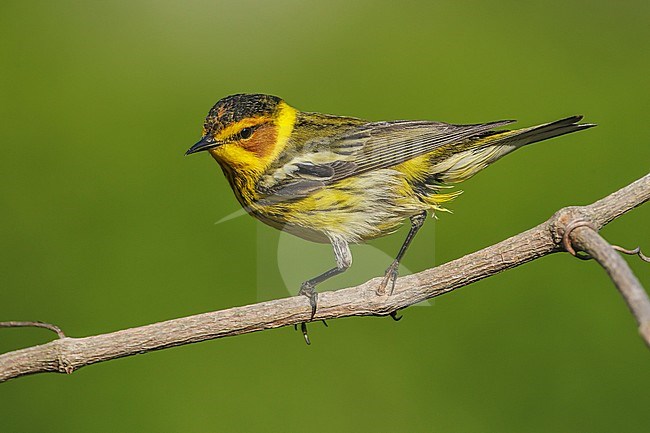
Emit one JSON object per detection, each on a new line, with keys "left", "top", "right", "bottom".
{"left": 205, "top": 94, "right": 282, "bottom": 133}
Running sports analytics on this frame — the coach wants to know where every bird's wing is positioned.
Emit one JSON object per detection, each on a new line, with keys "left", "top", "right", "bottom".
{"left": 256, "top": 119, "right": 515, "bottom": 201}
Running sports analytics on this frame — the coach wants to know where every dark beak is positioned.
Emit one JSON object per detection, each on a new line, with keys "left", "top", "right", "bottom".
{"left": 185, "top": 136, "right": 219, "bottom": 155}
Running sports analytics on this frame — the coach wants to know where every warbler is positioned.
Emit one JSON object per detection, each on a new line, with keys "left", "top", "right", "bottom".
{"left": 186, "top": 93, "right": 594, "bottom": 326}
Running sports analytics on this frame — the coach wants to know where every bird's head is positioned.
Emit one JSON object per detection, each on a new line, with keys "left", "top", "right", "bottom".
{"left": 186, "top": 93, "right": 297, "bottom": 173}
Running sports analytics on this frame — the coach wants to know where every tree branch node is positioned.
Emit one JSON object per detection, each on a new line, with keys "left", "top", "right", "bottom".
{"left": 561, "top": 219, "right": 597, "bottom": 257}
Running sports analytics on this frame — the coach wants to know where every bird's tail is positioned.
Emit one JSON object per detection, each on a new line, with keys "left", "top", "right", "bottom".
{"left": 430, "top": 115, "right": 596, "bottom": 184}
{"left": 489, "top": 115, "right": 596, "bottom": 148}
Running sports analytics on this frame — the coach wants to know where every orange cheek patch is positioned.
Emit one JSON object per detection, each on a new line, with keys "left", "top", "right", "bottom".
{"left": 241, "top": 124, "right": 277, "bottom": 158}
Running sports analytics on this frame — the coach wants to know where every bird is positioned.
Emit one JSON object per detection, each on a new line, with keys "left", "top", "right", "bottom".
{"left": 186, "top": 93, "right": 595, "bottom": 342}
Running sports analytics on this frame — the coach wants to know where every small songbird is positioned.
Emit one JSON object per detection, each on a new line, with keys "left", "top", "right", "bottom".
{"left": 186, "top": 93, "right": 594, "bottom": 337}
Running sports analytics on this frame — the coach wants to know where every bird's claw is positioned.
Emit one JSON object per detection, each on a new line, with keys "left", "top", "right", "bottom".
{"left": 294, "top": 319, "right": 327, "bottom": 345}
{"left": 296, "top": 282, "right": 326, "bottom": 345}
{"left": 378, "top": 261, "right": 399, "bottom": 295}
{"left": 299, "top": 322, "right": 310, "bottom": 345}
{"left": 294, "top": 322, "right": 311, "bottom": 345}
{"left": 298, "top": 282, "right": 318, "bottom": 320}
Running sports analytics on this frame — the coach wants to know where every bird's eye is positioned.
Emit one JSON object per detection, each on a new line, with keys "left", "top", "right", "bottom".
{"left": 239, "top": 127, "right": 253, "bottom": 140}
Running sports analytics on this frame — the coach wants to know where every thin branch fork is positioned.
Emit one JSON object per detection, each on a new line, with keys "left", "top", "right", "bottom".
{"left": 1, "top": 173, "right": 648, "bottom": 383}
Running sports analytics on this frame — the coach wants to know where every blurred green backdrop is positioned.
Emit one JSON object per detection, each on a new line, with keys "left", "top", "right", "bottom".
{"left": 1, "top": 1, "right": 649, "bottom": 432}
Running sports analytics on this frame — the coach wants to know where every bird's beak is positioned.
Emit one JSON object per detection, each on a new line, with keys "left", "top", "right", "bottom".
{"left": 185, "top": 136, "right": 219, "bottom": 155}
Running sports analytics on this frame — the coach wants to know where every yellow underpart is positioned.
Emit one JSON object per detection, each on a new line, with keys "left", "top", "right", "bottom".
{"left": 283, "top": 178, "right": 361, "bottom": 232}
{"left": 422, "top": 189, "right": 463, "bottom": 206}
{"left": 293, "top": 185, "right": 354, "bottom": 214}
{"left": 394, "top": 155, "right": 460, "bottom": 204}
{"left": 395, "top": 155, "right": 429, "bottom": 189}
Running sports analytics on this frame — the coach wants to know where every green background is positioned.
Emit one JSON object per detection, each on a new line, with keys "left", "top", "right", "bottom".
{"left": 1, "top": 1, "right": 649, "bottom": 432}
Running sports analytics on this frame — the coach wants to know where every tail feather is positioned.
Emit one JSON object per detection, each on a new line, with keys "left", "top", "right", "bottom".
{"left": 497, "top": 115, "right": 597, "bottom": 148}
{"left": 430, "top": 115, "right": 596, "bottom": 184}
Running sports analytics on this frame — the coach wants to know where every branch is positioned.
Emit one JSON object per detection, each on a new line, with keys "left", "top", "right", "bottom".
{"left": 0, "top": 321, "right": 66, "bottom": 339}
{"left": 1, "top": 173, "right": 648, "bottom": 383}
{"left": 568, "top": 226, "right": 650, "bottom": 347}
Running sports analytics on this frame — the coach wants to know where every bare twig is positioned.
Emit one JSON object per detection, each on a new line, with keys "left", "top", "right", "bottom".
{"left": 0, "top": 321, "right": 66, "bottom": 339}
{"left": 0, "top": 173, "right": 648, "bottom": 383}
{"left": 612, "top": 245, "right": 650, "bottom": 263}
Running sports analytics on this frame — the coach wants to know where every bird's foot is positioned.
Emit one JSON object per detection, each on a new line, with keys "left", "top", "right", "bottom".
{"left": 293, "top": 320, "right": 328, "bottom": 345}
{"left": 378, "top": 260, "right": 399, "bottom": 295}
{"left": 298, "top": 281, "right": 318, "bottom": 320}
{"left": 295, "top": 282, "right": 321, "bottom": 345}
{"left": 296, "top": 322, "right": 311, "bottom": 345}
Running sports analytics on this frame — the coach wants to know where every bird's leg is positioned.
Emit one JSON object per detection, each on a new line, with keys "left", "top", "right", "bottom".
{"left": 297, "top": 237, "right": 351, "bottom": 344}
{"left": 378, "top": 210, "right": 427, "bottom": 296}
{"left": 299, "top": 237, "right": 351, "bottom": 319}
